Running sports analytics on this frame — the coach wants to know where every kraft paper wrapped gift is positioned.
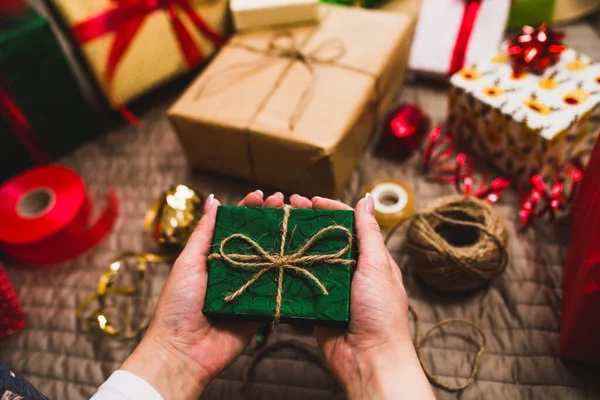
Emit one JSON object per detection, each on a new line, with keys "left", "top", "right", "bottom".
{"left": 231, "top": 0, "right": 319, "bottom": 31}
{"left": 449, "top": 48, "right": 600, "bottom": 181}
{"left": 168, "top": 5, "right": 414, "bottom": 197}
{"left": 44, "top": 0, "right": 229, "bottom": 106}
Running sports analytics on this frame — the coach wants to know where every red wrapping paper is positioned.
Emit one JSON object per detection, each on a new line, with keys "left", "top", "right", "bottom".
{"left": 0, "top": 263, "right": 24, "bottom": 338}
{"left": 560, "top": 139, "right": 600, "bottom": 364}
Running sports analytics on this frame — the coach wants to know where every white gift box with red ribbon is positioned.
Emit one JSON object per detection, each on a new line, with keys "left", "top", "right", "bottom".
{"left": 409, "top": 0, "right": 511, "bottom": 76}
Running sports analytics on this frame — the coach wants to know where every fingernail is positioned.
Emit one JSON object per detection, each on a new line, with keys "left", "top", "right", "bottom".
{"left": 205, "top": 193, "right": 214, "bottom": 212}
{"left": 275, "top": 192, "right": 284, "bottom": 199}
{"left": 312, "top": 196, "right": 322, "bottom": 202}
{"left": 365, "top": 192, "right": 375, "bottom": 215}
{"left": 255, "top": 190, "right": 264, "bottom": 197}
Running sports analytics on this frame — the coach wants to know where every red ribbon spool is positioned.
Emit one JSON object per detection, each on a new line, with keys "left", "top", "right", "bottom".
{"left": 0, "top": 166, "right": 118, "bottom": 265}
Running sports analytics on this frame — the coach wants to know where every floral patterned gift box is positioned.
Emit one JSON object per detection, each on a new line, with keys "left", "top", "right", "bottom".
{"left": 449, "top": 48, "right": 600, "bottom": 181}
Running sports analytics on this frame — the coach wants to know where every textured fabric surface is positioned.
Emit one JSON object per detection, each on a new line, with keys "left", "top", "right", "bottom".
{"left": 1, "top": 22, "right": 600, "bottom": 400}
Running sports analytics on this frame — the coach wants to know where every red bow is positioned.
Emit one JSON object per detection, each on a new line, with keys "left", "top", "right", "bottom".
{"left": 507, "top": 23, "right": 566, "bottom": 75}
{"left": 72, "top": 0, "right": 224, "bottom": 125}
{"left": 0, "top": 78, "right": 49, "bottom": 165}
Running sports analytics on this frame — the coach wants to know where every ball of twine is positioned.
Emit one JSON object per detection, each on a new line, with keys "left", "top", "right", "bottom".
{"left": 406, "top": 195, "right": 508, "bottom": 293}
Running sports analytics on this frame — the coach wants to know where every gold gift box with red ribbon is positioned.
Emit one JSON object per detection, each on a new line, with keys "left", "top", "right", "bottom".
{"left": 45, "top": 0, "right": 229, "bottom": 109}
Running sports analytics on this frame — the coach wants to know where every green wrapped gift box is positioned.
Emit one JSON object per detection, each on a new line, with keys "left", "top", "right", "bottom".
{"left": 204, "top": 206, "right": 356, "bottom": 325}
{"left": 0, "top": 8, "right": 98, "bottom": 182}
{"left": 507, "top": 0, "right": 556, "bottom": 30}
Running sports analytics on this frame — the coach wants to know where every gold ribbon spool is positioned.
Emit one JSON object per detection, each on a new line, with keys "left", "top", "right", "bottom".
{"left": 77, "top": 252, "right": 171, "bottom": 339}
{"left": 365, "top": 180, "right": 415, "bottom": 228}
{"left": 145, "top": 184, "right": 204, "bottom": 247}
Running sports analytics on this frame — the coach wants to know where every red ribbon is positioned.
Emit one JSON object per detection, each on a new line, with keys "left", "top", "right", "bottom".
{"left": 448, "top": 0, "right": 482, "bottom": 74}
{"left": 0, "top": 166, "right": 119, "bottom": 266}
{"left": 72, "top": 0, "right": 224, "bottom": 125}
{"left": 422, "top": 126, "right": 511, "bottom": 203}
{"left": 518, "top": 161, "right": 583, "bottom": 228}
{"left": 0, "top": 78, "right": 50, "bottom": 165}
{"left": 1, "top": 191, "right": 119, "bottom": 265}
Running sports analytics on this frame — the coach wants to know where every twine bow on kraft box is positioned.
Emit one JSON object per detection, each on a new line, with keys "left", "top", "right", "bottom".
{"left": 204, "top": 206, "right": 356, "bottom": 325}
{"left": 168, "top": 5, "right": 415, "bottom": 198}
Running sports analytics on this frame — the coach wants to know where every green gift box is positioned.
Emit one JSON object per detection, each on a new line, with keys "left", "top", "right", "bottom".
{"left": 204, "top": 206, "right": 356, "bottom": 325}
{"left": 0, "top": 7, "right": 99, "bottom": 182}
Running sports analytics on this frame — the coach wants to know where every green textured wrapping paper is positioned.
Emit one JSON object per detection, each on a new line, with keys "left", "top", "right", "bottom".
{"left": 204, "top": 206, "right": 355, "bottom": 325}
{"left": 0, "top": 8, "right": 98, "bottom": 181}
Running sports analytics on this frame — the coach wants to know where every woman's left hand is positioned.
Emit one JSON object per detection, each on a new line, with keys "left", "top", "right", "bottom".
{"left": 121, "top": 191, "right": 285, "bottom": 399}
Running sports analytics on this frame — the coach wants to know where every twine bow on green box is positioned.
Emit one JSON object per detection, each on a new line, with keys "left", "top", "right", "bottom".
{"left": 204, "top": 206, "right": 356, "bottom": 324}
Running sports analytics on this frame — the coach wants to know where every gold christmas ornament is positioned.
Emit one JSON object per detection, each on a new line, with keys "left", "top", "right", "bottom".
{"left": 145, "top": 184, "right": 204, "bottom": 247}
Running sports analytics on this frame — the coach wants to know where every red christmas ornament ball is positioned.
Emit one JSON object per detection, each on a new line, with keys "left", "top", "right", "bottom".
{"left": 378, "top": 103, "right": 429, "bottom": 160}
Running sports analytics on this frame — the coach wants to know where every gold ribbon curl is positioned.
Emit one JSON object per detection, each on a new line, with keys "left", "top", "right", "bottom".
{"left": 208, "top": 205, "right": 355, "bottom": 322}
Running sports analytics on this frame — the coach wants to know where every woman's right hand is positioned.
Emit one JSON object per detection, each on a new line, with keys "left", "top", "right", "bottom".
{"left": 289, "top": 194, "right": 435, "bottom": 400}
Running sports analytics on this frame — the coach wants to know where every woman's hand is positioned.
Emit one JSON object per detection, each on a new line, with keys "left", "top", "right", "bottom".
{"left": 121, "top": 191, "right": 286, "bottom": 400}
{"left": 291, "top": 194, "right": 434, "bottom": 400}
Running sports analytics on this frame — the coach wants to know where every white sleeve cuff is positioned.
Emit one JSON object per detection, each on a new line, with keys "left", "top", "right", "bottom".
{"left": 90, "top": 370, "right": 164, "bottom": 400}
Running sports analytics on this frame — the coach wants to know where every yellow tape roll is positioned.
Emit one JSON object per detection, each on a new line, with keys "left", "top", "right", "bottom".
{"left": 365, "top": 180, "right": 415, "bottom": 228}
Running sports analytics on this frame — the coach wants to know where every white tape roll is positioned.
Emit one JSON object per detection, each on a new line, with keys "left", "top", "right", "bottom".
{"left": 365, "top": 180, "right": 415, "bottom": 228}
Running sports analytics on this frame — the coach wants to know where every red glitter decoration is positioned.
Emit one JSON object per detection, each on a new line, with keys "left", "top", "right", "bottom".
{"left": 0, "top": 263, "right": 24, "bottom": 338}
{"left": 507, "top": 23, "right": 566, "bottom": 75}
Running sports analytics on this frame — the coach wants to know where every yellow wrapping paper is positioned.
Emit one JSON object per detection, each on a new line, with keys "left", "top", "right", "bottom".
{"left": 46, "top": 0, "right": 229, "bottom": 105}
{"left": 168, "top": 5, "right": 414, "bottom": 197}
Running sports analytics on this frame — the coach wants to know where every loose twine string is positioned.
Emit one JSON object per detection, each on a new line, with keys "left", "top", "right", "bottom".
{"left": 242, "top": 195, "right": 504, "bottom": 393}
{"left": 388, "top": 194, "right": 506, "bottom": 391}
{"left": 194, "top": 31, "right": 346, "bottom": 130}
{"left": 208, "top": 205, "right": 355, "bottom": 322}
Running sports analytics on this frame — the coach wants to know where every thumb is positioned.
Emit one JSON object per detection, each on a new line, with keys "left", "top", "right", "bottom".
{"left": 176, "top": 194, "right": 220, "bottom": 271}
{"left": 354, "top": 194, "right": 392, "bottom": 277}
